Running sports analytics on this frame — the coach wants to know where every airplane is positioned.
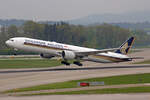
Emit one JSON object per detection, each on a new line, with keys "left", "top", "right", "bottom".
{"left": 5, "top": 37, "right": 138, "bottom": 66}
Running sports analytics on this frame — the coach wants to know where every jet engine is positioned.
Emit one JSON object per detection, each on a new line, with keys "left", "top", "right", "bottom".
{"left": 40, "top": 53, "right": 54, "bottom": 59}
{"left": 62, "top": 50, "right": 76, "bottom": 60}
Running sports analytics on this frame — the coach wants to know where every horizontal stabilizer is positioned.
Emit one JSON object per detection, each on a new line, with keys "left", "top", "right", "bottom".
{"left": 130, "top": 57, "right": 144, "bottom": 59}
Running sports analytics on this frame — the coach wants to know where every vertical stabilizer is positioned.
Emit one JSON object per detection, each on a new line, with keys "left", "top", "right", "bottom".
{"left": 115, "top": 37, "right": 135, "bottom": 55}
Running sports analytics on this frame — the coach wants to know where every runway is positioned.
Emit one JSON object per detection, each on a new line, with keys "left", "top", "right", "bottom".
{"left": 0, "top": 64, "right": 150, "bottom": 74}
{"left": 1, "top": 94, "right": 150, "bottom": 100}
{"left": 1, "top": 63, "right": 150, "bottom": 92}
{"left": 0, "top": 48, "right": 150, "bottom": 100}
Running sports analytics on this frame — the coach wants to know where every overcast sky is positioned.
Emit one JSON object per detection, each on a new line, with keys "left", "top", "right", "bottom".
{"left": 0, "top": 0, "right": 150, "bottom": 21}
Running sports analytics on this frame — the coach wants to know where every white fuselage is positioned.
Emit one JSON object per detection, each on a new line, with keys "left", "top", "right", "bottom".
{"left": 5, "top": 37, "right": 130, "bottom": 63}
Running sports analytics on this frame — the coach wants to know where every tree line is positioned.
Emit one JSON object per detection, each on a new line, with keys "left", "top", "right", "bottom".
{"left": 0, "top": 21, "right": 150, "bottom": 50}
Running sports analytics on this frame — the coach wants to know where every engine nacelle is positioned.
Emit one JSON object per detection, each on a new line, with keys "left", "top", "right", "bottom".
{"left": 40, "top": 53, "right": 54, "bottom": 59}
{"left": 62, "top": 50, "right": 76, "bottom": 60}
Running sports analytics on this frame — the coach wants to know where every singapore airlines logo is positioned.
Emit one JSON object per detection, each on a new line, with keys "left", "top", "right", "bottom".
{"left": 121, "top": 42, "right": 129, "bottom": 54}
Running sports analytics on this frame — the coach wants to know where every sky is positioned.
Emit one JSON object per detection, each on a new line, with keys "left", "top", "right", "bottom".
{"left": 0, "top": 0, "right": 150, "bottom": 21}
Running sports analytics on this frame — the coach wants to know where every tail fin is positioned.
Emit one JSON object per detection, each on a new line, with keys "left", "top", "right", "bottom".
{"left": 115, "top": 37, "right": 135, "bottom": 55}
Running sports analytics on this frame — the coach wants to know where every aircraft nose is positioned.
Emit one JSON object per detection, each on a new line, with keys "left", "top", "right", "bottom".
{"left": 5, "top": 40, "right": 10, "bottom": 46}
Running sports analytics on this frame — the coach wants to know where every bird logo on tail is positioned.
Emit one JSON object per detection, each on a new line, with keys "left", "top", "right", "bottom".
{"left": 115, "top": 37, "right": 135, "bottom": 55}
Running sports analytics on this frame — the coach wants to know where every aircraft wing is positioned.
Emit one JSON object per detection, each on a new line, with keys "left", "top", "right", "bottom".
{"left": 75, "top": 48, "right": 120, "bottom": 56}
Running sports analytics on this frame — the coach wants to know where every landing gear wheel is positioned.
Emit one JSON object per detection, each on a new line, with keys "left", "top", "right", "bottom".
{"left": 61, "top": 61, "right": 70, "bottom": 66}
{"left": 73, "top": 61, "right": 83, "bottom": 66}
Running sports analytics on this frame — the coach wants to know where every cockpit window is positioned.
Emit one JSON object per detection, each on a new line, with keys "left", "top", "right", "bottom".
{"left": 10, "top": 39, "right": 14, "bottom": 42}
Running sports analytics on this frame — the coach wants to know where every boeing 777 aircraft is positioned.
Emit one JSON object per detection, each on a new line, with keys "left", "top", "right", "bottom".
{"left": 6, "top": 37, "right": 137, "bottom": 66}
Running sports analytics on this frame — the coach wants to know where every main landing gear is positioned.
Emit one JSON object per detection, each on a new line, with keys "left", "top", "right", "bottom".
{"left": 61, "top": 61, "right": 70, "bottom": 66}
{"left": 73, "top": 61, "right": 83, "bottom": 66}
{"left": 61, "top": 61, "right": 83, "bottom": 66}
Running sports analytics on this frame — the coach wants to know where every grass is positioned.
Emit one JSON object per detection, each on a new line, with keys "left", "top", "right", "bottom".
{"left": 5, "top": 73, "right": 150, "bottom": 93}
{"left": 0, "top": 59, "right": 61, "bottom": 69}
{"left": 0, "top": 56, "right": 40, "bottom": 59}
{"left": 134, "top": 60, "right": 150, "bottom": 64}
{"left": 24, "top": 86, "right": 150, "bottom": 95}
